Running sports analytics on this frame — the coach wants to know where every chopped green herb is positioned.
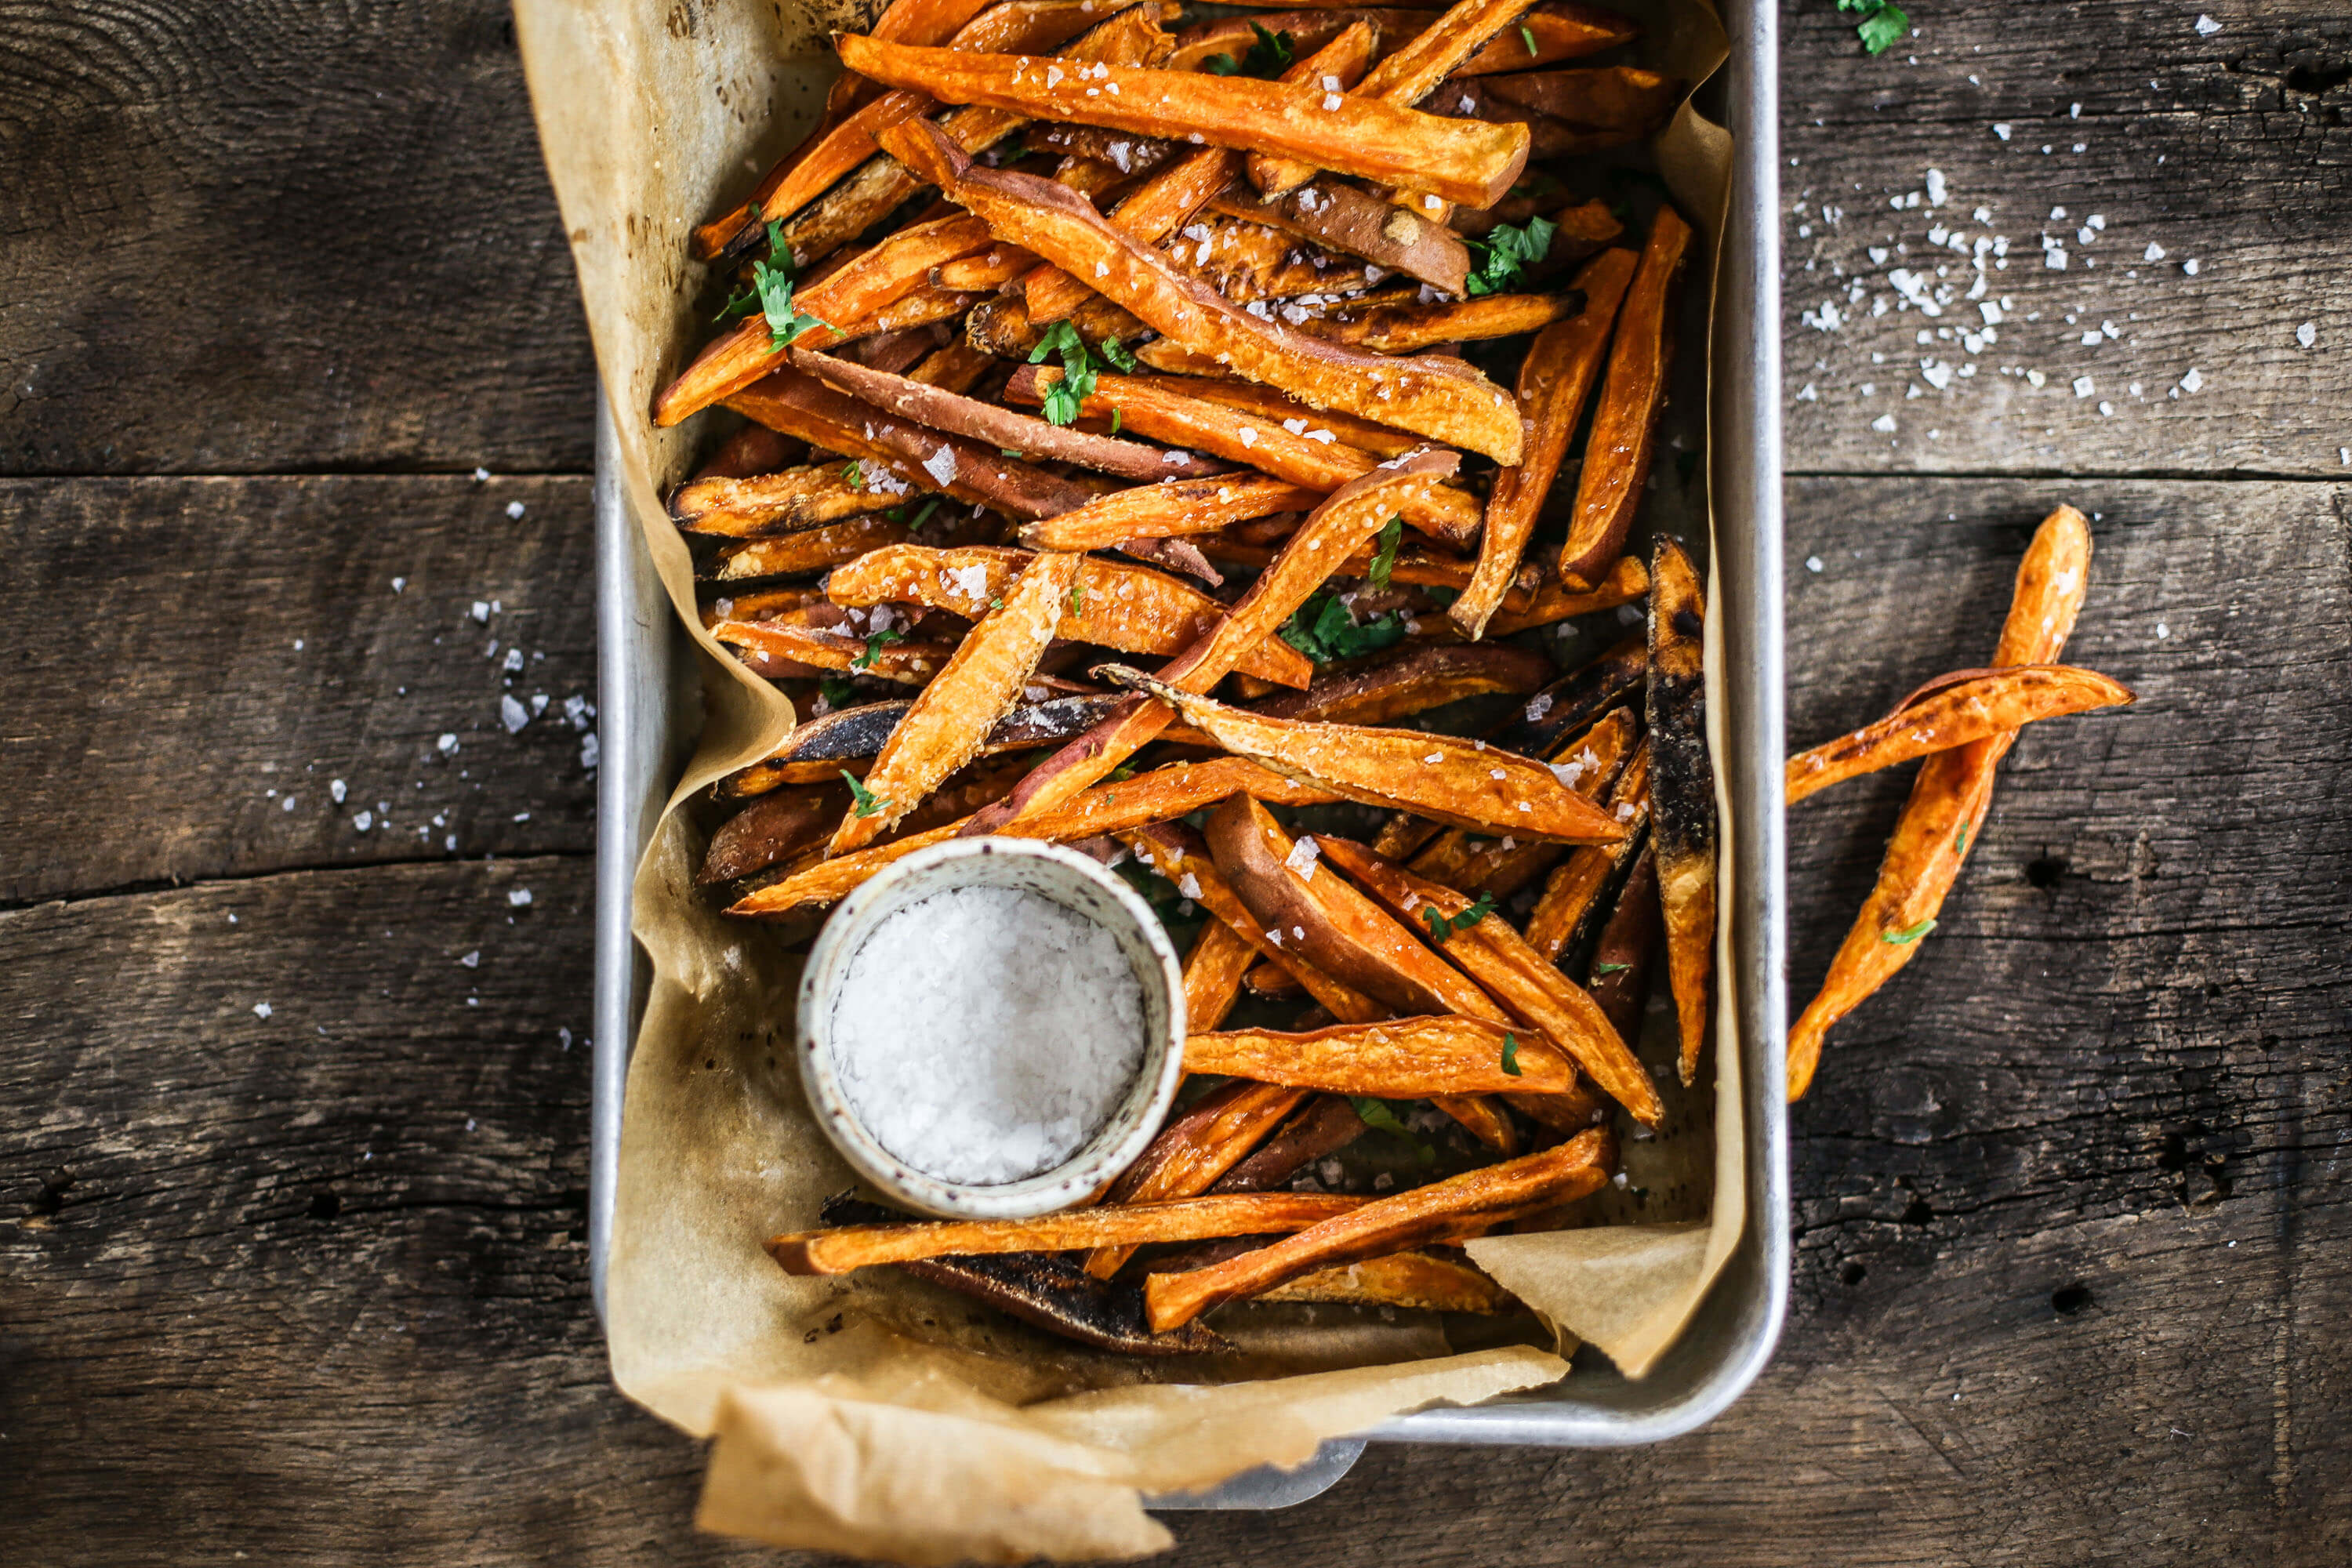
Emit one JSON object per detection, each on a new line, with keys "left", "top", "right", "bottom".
{"left": 1838, "top": 0, "right": 1910, "bottom": 55}
{"left": 1029, "top": 320, "right": 1103, "bottom": 426}
{"left": 1107, "top": 763, "right": 1139, "bottom": 782}
{"left": 1346, "top": 1096, "right": 1436, "bottom": 1163}
{"left": 1109, "top": 406, "right": 1123, "bottom": 435}
{"left": 1592, "top": 960, "right": 1632, "bottom": 975}
{"left": 1203, "top": 52, "right": 1240, "bottom": 75}
{"left": 843, "top": 460, "right": 868, "bottom": 491}
{"left": 1000, "top": 448, "right": 1025, "bottom": 459}
{"left": 1501, "top": 1032, "right": 1523, "bottom": 1076}
{"left": 1207, "top": 21, "right": 1295, "bottom": 79}
{"left": 1098, "top": 336, "right": 1138, "bottom": 372}
{"left": 1420, "top": 891, "right": 1497, "bottom": 943}
{"left": 1464, "top": 215, "right": 1556, "bottom": 297}
{"left": 818, "top": 676, "right": 859, "bottom": 708}
{"left": 1366, "top": 514, "right": 1404, "bottom": 591}
{"left": 1279, "top": 591, "right": 1408, "bottom": 664}
{"left": 841, "top": 769, "right": 887, "bottom": 818}
{"left": 989, "top": 596, "right": 1004, "bottom": 609}
{"left": 851, "top": 626, "right": 905, "bottom": 670}
{"left": 906, "top": 496, "right": 941, "bottom": 532}
{"left": 1070, "top": 578, "right": 1087, "bottom": 615}
{"left": 1519, "top": 21, "right": 1539, "bottom": 54}
{"left": 1953, "top": 823, "right": 1970, "bottom": 857}
{"left": 1881, "top": 916, "right": 1937, "bottom": 946}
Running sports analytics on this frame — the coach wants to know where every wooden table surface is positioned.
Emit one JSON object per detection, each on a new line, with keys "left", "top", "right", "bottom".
{"left": 5, "top": 2, "right": 2347, "bottom": 1563}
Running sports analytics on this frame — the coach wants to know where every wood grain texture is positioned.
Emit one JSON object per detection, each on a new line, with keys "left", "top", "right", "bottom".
{"left": 1781, "top": 0, "right": 2352, "bottom": 477}
{"left": 0, "top": 477, "right": 598, "bottom": 905}
{"left": 0, "top": 0, "right": 597, "bottom": 474}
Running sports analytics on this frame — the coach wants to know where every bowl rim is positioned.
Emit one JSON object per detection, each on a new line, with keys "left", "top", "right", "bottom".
{"left": 796, "top": 837, "right": 1188, "bottom": 1220}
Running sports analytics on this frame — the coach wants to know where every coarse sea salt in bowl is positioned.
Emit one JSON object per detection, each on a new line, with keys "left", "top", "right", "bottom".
{"left": 797, "top": 837, "right": 1187, "bottom": 1221}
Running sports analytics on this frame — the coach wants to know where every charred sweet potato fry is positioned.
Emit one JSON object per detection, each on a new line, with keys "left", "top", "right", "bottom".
{"left": 1788, "top": 504, "right": 2095, "bottom": 1100}
{"left": 1457, "top": 247, "right": 1636, "bottom": 637}
{"left": 1523, "top": 735, "right": 1649, "bottom": 960}
{"left": 1559, "top": 205, "right": 1690, "bottom": 590}
{"left": 1187, "top": 1015, "right": 1580, "bottom": 1097}
{"left": 1207, "top": 181, "right": 1470, "bottom": 295}
{"left": 670, "top": 463, "right": 910, "bottom": 539}
{"left": 1407, "top": 706, "right": 1635, "bottom": 897}
{"left": 827, "top": 543, "right": 1313, "bottom": 688}
{"left": 770, "top": 1190, "right": 1363, "bottom": 1274}
{"left": 1787, "top": 664, "right": 2133, "bottom": 804}
{"left": 1258, "top": 1250, "right": 1513, "bottom": 1312}
{"left": 884, "top": 118, "right": 1526, "bottom": 463}
{"left": 1489, "top": 632, "right": 1646, "bottom": 756}
{"left": 1142, "top": 1127, "right": 1612, "bottom": 1329}
{"left": 706, "top": 514, "right": 914, "bottom": 583}
{"left": 1210, "top": 1094, "right": 1366, "bottom": 1192}
{"left": 1019, "top": 475, "right": 1321, "bottom": 551}
{"left": 1084, "top": 1078, "right": 1309, "bottom": 1276}
{"left": 839, "top": 34, "right": 1530, "bottom": 208}
{"left": 1316, "top": 838, "right": 1659, "bottom": 1124}
{"left": 1183, "top": 920, "right": 1260, "bottom": 1033}
{"left": 1646, "top": 538, "right": 1715, "bottom": 1087}
{"left": 699, "top": 784, "right": 853, "bottom": 885}
{"left": 728, "top": 755, "right": 1340, "bottom": 916}
{"left": 1584, "top": 841, "right": 1661, "bottom": 1043}
{"left": 827, "top": 550, "right": 1080, "bottom": 852}
{"left": 1104, "top": 670, "right": 1631, "bottom": 844}
{"left": 717, "top": 692, "right": 1127, "bottom": 800}
{"left": 1250, "top": 642, "right": 1553, "bottom": 726}
{"left": 712, "top": 619, "right": 957, "bottom": 684}
{"left": 1478, "top": 66, "right": 1682, "bottom": 134}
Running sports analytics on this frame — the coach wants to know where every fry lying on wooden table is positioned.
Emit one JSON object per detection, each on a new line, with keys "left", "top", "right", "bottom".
{"left": 654, "top": 0, "right": 1765, "bottom": 1353}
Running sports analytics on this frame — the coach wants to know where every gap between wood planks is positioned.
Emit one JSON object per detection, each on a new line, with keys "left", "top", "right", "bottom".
{"left": 0, "top": 849, "right": 596, "bottom": 918}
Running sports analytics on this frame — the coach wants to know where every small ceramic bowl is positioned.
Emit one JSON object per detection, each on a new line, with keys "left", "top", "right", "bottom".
{"left": 797, "top": 837, "right": 1187, "bottom": 1221}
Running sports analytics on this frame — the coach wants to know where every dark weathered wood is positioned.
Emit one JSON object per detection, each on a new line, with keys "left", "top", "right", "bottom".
{"left": 1781, "top": 0, "right": 2352, "bottom": 477}
{"left": 0, "top": 477, "right": 597, "bottom": 905}
{"left": 0, "top": 1, "right": 596, "bottom": 474}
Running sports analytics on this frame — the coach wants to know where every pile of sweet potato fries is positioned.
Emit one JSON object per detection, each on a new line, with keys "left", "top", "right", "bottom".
{"left": 655, "top": 0, "right": 2132, "bottom": 1352}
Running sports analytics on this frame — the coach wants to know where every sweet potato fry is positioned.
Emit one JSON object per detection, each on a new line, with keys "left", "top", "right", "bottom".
{"left": 1184, "top": 920, "right": 1259, "bottom": 1033}
{"left": 1478, "top": 66, "right": 1682, "bottom": 133}
{"left": 1202, "top": 180, "right": 1469, "bottom": 294}
{"left": 838, "top": 34, "right": 1529, "bottom": 208}
{"left": 1788, "top": 504, "right": 2095, "bottom": 1099}
{"left": 1475, "top": 554, "right": 1649, "bottom": 637}
{"left": 712, "top": 619, "right": 957, "bottom": 684}
{"left": 1645, "top": 538, "right": 1715, "bottom": 1087}
{"left": 1109, "top": 374, "right": 1426, "bottom": 457}
{"left": 1407, "top": 706, "right": 1635, "bottom": 898}
{"left": 770, "top": 1190, "right": 1363, "bottom": 1274}
{"left": 827, "top": 550, "right": 1080, "bottom": 852}
{"left": 1019, "top": 475, "right": 1321, "bottom": 551}
{"left": 717, "top": 692, "right": 1128, "bottom": 800}
{"left": 1456, "top": 247, "right": 1636, "bottom": 637}
{"left": 1489, "top": 631, "right": 1646, "bottom": 756}
{"left": 1584, "top": 841, "right": 1660, "bottom": 1041}
{"left": 1160, "top": 215, "right": 1380, "bottom": 306}
{"left": 1433, "top": 82, "right": 1651, "bottom": 160}
{"left": 1522, "top": 735, "right": 1648, "bottom": 960}
{"left": 827, "top": 543, "right": 1313, "bottom": 687}
{"left": 908, "top": 337, "right": 1000, "bottom": 392}
{"left": 1250, "top": 641, "right": 1552, "bottom": 726}
{"left": 1559, "top": 204, "right": 1690, "bottom": 589}
{"left": 706, "top": 760, "right": 1028, "bottom": 882}
{"left": 1787, "top": 664, "right": 2134, "bottom": 804}
{"left": 1007, "top": 365, "right": 1483, "bottom": 546}
{"left": 1453, "top": 2, "right": 1639, "bottom": 71}
{"left": 1187, "top": 1015, "right": 1580, "bottom": 1096}
{"left": 1143, "top": 1127, "right": 1611, "bottom": 1328}
{"left": 1210, "top": 1094, "right": 1367, "bottom": 1192}
{"left": 1305, "top": 292, "right": 1581, "bottom": 353}
{"left": 1105, "top": 670, "right": 1631, "bottom": 844}
{"left": 1241, "top": 961, "right": 1305, "bottom": 999}
{"left": 670, "top": 463, "right": 910, "bottom": 539}
{"left": 1166, "top": 9, "right": 1389, "bottom": 72}
{"left": 693, "top": 423, "right": 806, "bottom": 481}
{"left": 932, "top": 246, "right": 1039, "bottom": 289}
{"left": 884, "top": 118, "right": 1526, "bottom": 462}
{"left": 1258, "top": 1250, "right": 1512, "bottom": 1312}
{"left": 709, "top": 519, "right": 917, "bottom": 586}
{"left": 699, "top": 784, "right": 852, "bottom": 886}
{"left": 1084, "top": 1078, "right": 1308, "bottom": 1276}
{"left": 727, "top": 754, "right": 1340, "bottom": 916}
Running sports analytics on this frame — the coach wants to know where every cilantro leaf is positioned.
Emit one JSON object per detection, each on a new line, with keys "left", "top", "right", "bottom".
{"left": 841, "top": 459, "right": 863, "bottom": 490}
{"left": 1366, "top": 514, "right": 1404, "bottom": 591}
{"left": 1070, "top": 577, "right": 1087, "bottom": 615}
{"left": 841, "top": 769, "right": 887, "bottom": 818}
{"left": 1880, "top": 916, "right": 1937, "bottom": 946}
{"left": 851, "top": 627, "right": 905, "bottom": 670}
{"left": 1203, "top": 53, "right": 1240, "bottom": 75}
{"left": 1346, "top": 1096, "right": 1437, "bottom": 1163}
{"left": 1501, "top": 1032, "right": 1523, "bottom": 1076}
{"left": 1519, "top": 21, "right": 1539, "bottom": 54}
{"left": 1838, "top": 0, "right": 1909, "bottom": 56}
{"left": 1203, "top": 22, "right": 1293, "bottom": 78}
{"left": 1029, "top": 320, "right": 1101, "bottom": 426}
{"left": 1952, "top": 822, "right": 1970, "bottom": 857}
{"left": 1591, "top": 960, "right": 1632, "bottom": 975}
{"left": 1097, "top": 335, "right": 1138, "bottom": 372}
{"left": 1419, "top": 891, "right": 1498, "bottom": 944}
{"left": 818, "top": 676, "right": 859, "bottom": 708}
{"left": 1463, "top": 215, "right": 1557, "bottom": 297}
{"left": 1279, "top": 592, "right": 1408, "bottom": 664}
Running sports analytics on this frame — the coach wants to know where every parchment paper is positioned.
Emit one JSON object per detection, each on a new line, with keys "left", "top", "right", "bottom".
{"left": 514, "top": 0, "right": 1746, "bottom": 1555}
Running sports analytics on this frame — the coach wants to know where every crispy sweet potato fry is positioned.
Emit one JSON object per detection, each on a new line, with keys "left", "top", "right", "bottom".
{"left": 1474, "top": 553, "right": 1649, "bottom": 637}
{"left": 1408, "top": 706, "right": 1634, "bottom": 897}
{"left": 1184, "top": 920, "right": 1259, "bottom": 1033}
{"left": 1210, "top": 1094, "right": 1367, "bottom": 1192}
{"left": 670, "top": 463, "right": 910, "bottom": 539}
{"left": 1433, "top": 82, "right": 1652, "bottom": 161}
{"left": 1241, "top": 961, "right": 1305, "bottom": 998}
{"left": 1206, "top": 181, "right": 1469, "bottom": 292}
{"left": 1456, "top": 247, "right": 1636, "bottom": 637}
{"left": 1479, "top": 66, "right": 1682, "bottom": 132}
{"left": 1258, "top": 1249, "right": 1512, "bottom": 1312}
{"left": 709, "top": 515, "right": 918, "bottom": 584}
{"left": 727, "top": 754, "right": 1340, "bottom": 916}
{"left": 908, "top": 337, "right": 1000, "bottom": 392}
{"left": 1007, "top": 365, "right": 1483, "bottom": 546}
{"left": 839, "top": 34, "right": 1530, "bottom": 208}
{"left": 770, "top": 1191, "right": 1363, "bottom": 1274}
{"left": 1143, "top": 1127, "right": 1611, "bottom": 1328}
{"left": 1105, "top": 670, "right": 1631, "bottom": 844}
{"left": 1788, "top": 504, "right": 2096, "bottom": 1099}
{"left": 884, "top": 119, "right": 1526, "bottom": 462}
{"left": 1187, "top": 1015, "right": 1580, "bottom": 1096}
{"left": 828, "top": 550, "right": 1079, "bottom": 851}
{"left": 1523, "top": 735, "right": 1648, "bottom": 960}
{"left": 1454, "top": 2, "right": 1638, "bottom": 70}
{"left": 1250, "top": 641, "right": 1552, "bottom": 726}
{"left": 1304, "top": 292, "right": 1581, "bottom": 353}
{"left": 1786, "top": 664, "right": 2133, "bottom": 804}
{"left": 1559, "top": 204, "right": 1690, "bottom": 589}
{"left": 1110, "top": 374, "right": 1425, "bottom": 457}
{"left": 827, "top": 543, "right": 1313, "bottom": 687}
{"left": 1317, "top": 838, "right": 1659, "bottom": 1124}
{"left": 1645, "top": 539, "right": 1715, "bottom": 1087}
{"left": 713, "top": 619, "right": 957, "bottom": 684}
{"left": 699, "top": 784, "right": 853, "bottom": 885}
{"left": 694, "top": 423, "right": 806, "bottom": 481}
{"left": 1019, "top": 475, "right": 1321, "bottom": 551}
{"left": 1490, "top": 631, "right": 1646, "bottom": 757}
{"left": 717, "top": 692, "right": 1128, "bottom": 800}
{"left": 1584, "top": 841, "right": 1661, "bottom": 1041}
{"left": 1084, "top": 1078, "right": 1308, "bottom": 1276}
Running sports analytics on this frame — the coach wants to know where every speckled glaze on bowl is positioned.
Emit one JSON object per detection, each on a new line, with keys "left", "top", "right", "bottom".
{"left": 796, "top": 837, "right": 1187, "bottom": 1221}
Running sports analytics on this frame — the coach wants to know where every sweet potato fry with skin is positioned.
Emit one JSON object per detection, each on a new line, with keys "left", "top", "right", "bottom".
{"left": 1456, "top": 247, "right": 1636, "bottom": 637}
{"left": 1472, "top": 554, "right": 1649, "bottom": 637}
{"left": 837, "top": 285, "right": 989, "bottom": 341}
{"left": 699, "top": 785, "right": 853, "bottom": 885}
{"left": 1084, "top": 1078, "right": 1308, "bottom": 1276}
{"left": 1523, "top": 736, "right": 1648, "bottom": 960}
{"left": 1318, "top": 838, "right": 1659, "bottom": 1123}
{"left": 1259, "top": 1250, "right": 1512, "bottom": 1312}
{"left": 1020, "top": 476, "right": 1320, "bottom": 551}
{"left": 1478, "top": 66, "right": 1682, "bottom": 132}
{"left": 707, "top": 516, "right": 915, "bottom": 583}
{"left": 1187, "top": 1016, "right": 1580, "bottom": 1096}
{"left": 1788, "top": 504, "right": 2095, "bottom": 1100}
{"left": 1408, "top": 706, "right": 1634, "bottom": 896}
{"left": 828, "top": 550, "right": 1080, "bottom": 852}
{"left": 1110, "top": 375, "right": 1425, "bottom": 458}
{"left": 769, "top": 1191, "right": 1364, "bottom": 1274}
{"left": 932, "top": 247, "right": 1038, "bottom": 289}
{"left": 706, "top": 761, "right": 1027, "bottom": 882}
{"left": 712, "top": 620, "right": 957, "bottom": 684}
{"left": 1646, "top": 539, "right": 1715, "bottom": 1087}
{"left": 1787, "top": 665, "right": 2133, "bottom": 804}
{"left": 1585, "top": 841, "right": 1660, "bottom": 1042}
{"left": 1184, "top": 920, "right": 1259, "bottom": 1033}
{"left": 1241, "top": 961, "right": 1305, "bottom": 998}
{"left": 839, "top": 34, "right": 1530, "bottom": 208}
{"left": 1432, "top": 82, "right": 1652, "bottom": 161}
{"left": 1490, "top": 631, "right": 1647, "bottom": 756}
{"left": 1199, "top": 182, "right": 1467, "bottom": 294}
{"left": 1453, "top": 2, "right": 1638, "bottom": 69}
{"left": 670, "top": 463, "right": 909, "bottom": 539}
{"left": 727, "top": 755, "right": 1341, "bottom": 916}
{"left": 694, "top": 423, "right": 806, "bottom": 481}
{"left": 1105, "top": 670, "right": 1632, "bottom": 844}
{"left": 828, "top": 543, "right": 1313, "bottom": 687}
{"left": 965, "top": 451, "right": 1464, "bottom": 832}
{"left": 717, "top": 692, "right": 1129, "bottom": 800}
{"left": 884, "top": 119, "right": 1527, "bottom": 463}
{"left": 1166, "top": 9, "right": 1390, "bottom": 71}
{"left": 1559, "top": 205, "right": 1690, "bottom": 589}
{"left": 1160, "top": 216, "right": 1378, "bottom": 308}
{"left": 698, "top": 585, "right": 826, "bottom": 630}
{"left": 1305, "top": 292, "right": 1582, "bottom": 353}
{"left": 1008, "top": 365, "right": 1483, "bottom": 546}
{"left": 1210, "top": 1094, "right": 1366, "bottom": 1192}
{"left": 907, "top": 338, "right": 999, "bottom": 392}
{"left": 1251, "top": 642, "right": 1552, "bottom": 726}
{"left": 1143, "top": 1127, "right": 1611, "bottom": 1328}
{"left": 790, "top": 347, "right": 1225, "bottom": 481}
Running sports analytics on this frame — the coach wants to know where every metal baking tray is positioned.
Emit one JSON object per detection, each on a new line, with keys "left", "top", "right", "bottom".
{"left": 590, "top": 0, "right": 1784, "bottom": 1507}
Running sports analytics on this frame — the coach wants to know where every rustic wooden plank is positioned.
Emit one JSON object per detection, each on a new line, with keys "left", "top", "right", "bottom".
{"left": 0, "top": 476, "right": 599, "bottom": 905}
{"left": 0, "top": 1, "right": 595, "bottom": 474}
{"left": 1781, "top": 0, "right": 2352, "bottom": 477}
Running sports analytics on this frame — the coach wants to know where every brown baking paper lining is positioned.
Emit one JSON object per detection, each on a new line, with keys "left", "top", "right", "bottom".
{"left": 514, "top": 0, "right": 1744, "bottom": 1555}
